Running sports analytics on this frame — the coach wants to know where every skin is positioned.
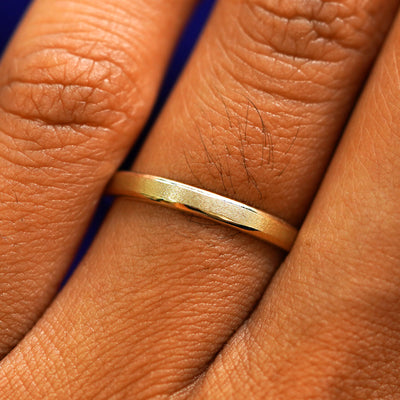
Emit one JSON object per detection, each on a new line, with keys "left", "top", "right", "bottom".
{"left": 0, "top": 0, "right": 399, "bottom": 398}
{"left": 0, "top": 0, "right": 196, "bottom": 356}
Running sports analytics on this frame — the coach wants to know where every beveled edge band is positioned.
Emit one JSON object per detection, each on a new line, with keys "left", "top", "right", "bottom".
{"left": 106, "top": 171, "right": 298, "bottom": 251}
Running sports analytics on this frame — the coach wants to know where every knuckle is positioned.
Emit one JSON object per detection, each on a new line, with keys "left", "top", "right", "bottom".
{"left": 237, "top": 0, "right": 382, "bottom": 60}
{"left": 0, "top": 28, "right": 149, "bottom": 157}
{"left": 215, "top": 0, "right": 390, "bottom": 103}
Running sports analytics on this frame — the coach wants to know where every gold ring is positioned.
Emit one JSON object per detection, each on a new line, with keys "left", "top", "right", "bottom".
{"left": 106, "top": 172, "right": 298, "bottom": 251}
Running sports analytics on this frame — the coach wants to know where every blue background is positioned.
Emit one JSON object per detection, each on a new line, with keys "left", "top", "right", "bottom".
{"left": 0, "top": 0, "right": 216, "bottom": 277}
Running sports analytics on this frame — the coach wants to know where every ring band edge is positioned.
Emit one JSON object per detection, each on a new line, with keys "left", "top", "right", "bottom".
{"left": 106, "top": 172, "right": 297, "bottom": 251}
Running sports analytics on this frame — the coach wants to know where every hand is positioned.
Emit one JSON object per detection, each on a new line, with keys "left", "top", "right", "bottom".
{"left": 0, "top": 0, "right": 399, "bottom": 398}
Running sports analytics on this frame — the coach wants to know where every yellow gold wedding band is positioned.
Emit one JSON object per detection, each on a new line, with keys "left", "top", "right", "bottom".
{"left": 106, "top": 172, "right": 298, "bottom": 251}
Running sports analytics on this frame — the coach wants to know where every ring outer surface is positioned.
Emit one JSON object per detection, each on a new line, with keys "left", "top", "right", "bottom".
{"left": 106, "top": 172, "right": 298, "bottom": 252}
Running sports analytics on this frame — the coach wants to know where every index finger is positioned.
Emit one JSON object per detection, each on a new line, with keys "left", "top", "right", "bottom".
{"left": 0, "top": 0, "right": 195, "bottom": 356}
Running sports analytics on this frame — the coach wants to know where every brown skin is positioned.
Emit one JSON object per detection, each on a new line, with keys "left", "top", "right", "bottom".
{"left": 0, "top": 0, "right": 195, "bottom": 356}
{"left": 0, "top": 0, "right": 400, "bottom": 398}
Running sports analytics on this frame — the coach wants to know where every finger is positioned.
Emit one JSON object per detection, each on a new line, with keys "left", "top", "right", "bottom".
{"left": 1, "top": 0, "right": 399, "bottom": 398}
{"left": 0, "top": 0, "right": 195, "bottom": 355}
{"left": 193, "top": 10, "right": 400, "bottom": 400}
